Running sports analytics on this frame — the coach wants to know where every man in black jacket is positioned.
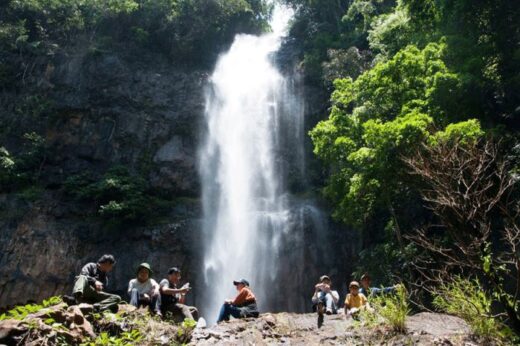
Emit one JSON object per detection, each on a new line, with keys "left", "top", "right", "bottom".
{"left": 71, "top": 254, "right": 121, "bottom": 312}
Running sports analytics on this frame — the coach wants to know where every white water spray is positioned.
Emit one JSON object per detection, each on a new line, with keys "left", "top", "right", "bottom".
{"left": 198, "top": 5, "right": 302, "bottom": 320}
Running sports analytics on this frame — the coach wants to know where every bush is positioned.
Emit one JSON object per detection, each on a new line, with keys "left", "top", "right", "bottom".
{"left": 0, "top": 132, "right": 46, "bottom": 193}
{"left": 0, "top": 296, "right": 62, "bottom": 321}
{"left": 64, "top": 166, "right": 170, "bottom": 224}
{"left": 81, "top": 330, "right": 142, "bottom": 346}
{"left": 433, "top": 276, "right": 512, "bottom": 342}
{"left": 361, "top": 284, "right": 409, "bottom": 332}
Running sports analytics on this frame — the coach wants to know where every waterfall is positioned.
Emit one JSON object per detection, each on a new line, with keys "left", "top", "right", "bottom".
{"left": 198, "top": 5, "right": 303, "bottom": 321}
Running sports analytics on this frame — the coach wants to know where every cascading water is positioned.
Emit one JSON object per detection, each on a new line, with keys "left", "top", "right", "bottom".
{"left": 198, "top": 5, "right": 301, "bottom": 321}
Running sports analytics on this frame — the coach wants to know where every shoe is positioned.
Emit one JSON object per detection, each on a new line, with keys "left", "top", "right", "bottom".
{"left": 325, "top": 308, "right": 333, "bottom": 315}
{"left": 62, "top": 295, "right": 76, "bottom": 306}
{"left": 74, "top": 292, "right": 83, "bottom": 304}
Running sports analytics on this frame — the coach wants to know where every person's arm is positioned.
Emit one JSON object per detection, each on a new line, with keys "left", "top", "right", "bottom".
{"left": 370, "top": 287, "right": 383, "bottom": 296}
{"left": 128, "top": 280, "right": 134, "bottom": 294}
{"left": 151, "top": 279, "right": 160, "bottom": 296}
{"left": 344, "top": 295, "right": 350, "bottom": 315}
{"left": 331, "top": 291, "right": 340, "bottom": 304}
{"left": 160, "top": 284, "right": 189, "bottom": 296}
{"left": 231, "top": 289, "right": 248, "bottom": 306}
{"left": 382, "top": 286, "right": 396, "bottom": 294}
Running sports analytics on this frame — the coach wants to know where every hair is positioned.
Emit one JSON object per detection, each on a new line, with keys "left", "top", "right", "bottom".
{"left": 97, "top": 254, "right": 116, "bottom": 265}
{"left": 360, "top": 273, "right": 371, "bottom": 281}
{"left": 168, "top": 267, "right": 181, "bottom": 275}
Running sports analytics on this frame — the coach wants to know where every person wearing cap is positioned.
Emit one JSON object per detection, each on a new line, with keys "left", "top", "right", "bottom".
{"left": 359, "top": 273, "right": 398, "bottom": 298}
{"left": 159, "top": 267, "right": 198, "bottom": 322}
{"left": 344, "top": 281, "right": 368, "bottom": 318}
{"left": 312, "top": 275, "right": 340, "bottom": 315}
{"left": 66, "top": 254, "right": 121, "bottom": 312}
{"left": 217, "top": 279, "right": 259, "bottom": 323}
{"left": 128, "top": 263, "right": 161, "bottom": 315}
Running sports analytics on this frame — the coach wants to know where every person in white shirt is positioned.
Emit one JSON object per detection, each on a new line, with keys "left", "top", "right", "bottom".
{"left": 312, "top": 275, "right": 340, "bottom": 316}
{"left": 128, "top": 262, "right": 161, "bottom": 316}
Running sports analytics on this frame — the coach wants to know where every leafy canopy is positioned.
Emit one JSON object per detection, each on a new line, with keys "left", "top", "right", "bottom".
{"left": 310, "top": 42, "right": 482, "bottom": 227}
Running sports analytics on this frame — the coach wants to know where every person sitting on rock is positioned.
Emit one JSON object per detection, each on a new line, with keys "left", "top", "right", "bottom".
{"left": 69, "top": 254, "right": 121, "bottom": 312}
{"left": 128, "top": 263, "right": 161, "bottom": 316}
{"left": 344, "top": 281, "right": 368, "bottom": 318}
{"left": 359, "top": 273, "right": 398, "bottom": 298}
{"left": 217, "top": 279, "right": 259, "bottom": 323}
{"left": 312, "top": 275, "right": 340, "bottom": 316}
{"left": 159, "top": 267, "right": 198, "bottom": 322}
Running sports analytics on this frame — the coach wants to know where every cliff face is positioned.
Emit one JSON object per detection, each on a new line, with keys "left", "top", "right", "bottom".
{"left": 0, "top": 191, "right": 203, "bottom": 308}
{"left": 0, "top": 46, "right": 208, "bottom": 307}
{"left": 0, "top": 40, "right": 356, "bottom": 314}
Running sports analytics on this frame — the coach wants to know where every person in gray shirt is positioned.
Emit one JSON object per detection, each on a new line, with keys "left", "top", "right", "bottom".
{"left": 159, "top": 267, "right": 198, "bottom": 322}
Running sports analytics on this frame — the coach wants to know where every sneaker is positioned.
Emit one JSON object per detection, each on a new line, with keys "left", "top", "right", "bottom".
{"left": 62, "top": 295, "right": 76, "bottom": 306}
{"left": 325, "top": 308, "right": 333, "bottom": 315}
{"left": 74, "top": 292, "right": 83, "bottom": 304}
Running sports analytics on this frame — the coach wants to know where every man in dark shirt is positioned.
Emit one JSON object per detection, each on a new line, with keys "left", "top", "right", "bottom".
{"left": 159, "top": 267, "right": 198, "bottom": 322}
{"left": 71, "top": 254, "right": 121, "bottom": 312}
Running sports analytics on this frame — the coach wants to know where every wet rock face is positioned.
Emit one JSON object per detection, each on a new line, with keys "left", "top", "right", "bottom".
{"left": 52, "top": 54, "right": 207, "bottom": 194}
{"left": 3, "top": 50, "right": 208, "bottom": 196}
{"left": 0, "top": 50, "right": 208, "bottom": 307}
{"left": 0, "top": 193, "right": 203, "bottom": 309}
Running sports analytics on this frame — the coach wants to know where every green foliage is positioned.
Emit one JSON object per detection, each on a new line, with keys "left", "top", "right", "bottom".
{"left": 175, "top": 318, "right": 197, "bottom": 344}
{"left": 0, "top": 296, "right": 62, "bottom": 321}
{"left": 431, "top": 119, "right": 484, "bottom": 145}
{"left": 368, "top": 6, "right": 412, "bottom": 59}
{"left": 0, "top": 147, "right": 15, "bottom": 184}
{"left": 0, "top": 0, "right": 272, "bottom": 66}
{"left": 433, "top": 276, "right": 512, "bottom": 342}
{"left": 360, "top": 284, "right": 409, "bottom": 332}
{"left": 64, "top": 166, "right": 170, "bottom": 223}
{"left": 81, "top": 330, "right": 142, "bottom": 346}
{"left": 0, "top": 132, "right": 46, "bottom": 193}
{"left": 310, "top": 42, "right": 482, "bottom": 228}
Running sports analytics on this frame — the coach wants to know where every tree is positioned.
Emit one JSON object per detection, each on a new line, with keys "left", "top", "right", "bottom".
{"left": 404, "top": 138, "right": 520, "bottom": 335}
{"left": 310, "top": 42, "right": 473, "bottom": 230}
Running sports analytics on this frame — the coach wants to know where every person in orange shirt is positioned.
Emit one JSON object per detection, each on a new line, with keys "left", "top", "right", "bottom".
{"left": 217, "top": 279, "right": 259, "bottom": 323}
{"left": 344, "top": 281, "right": 368, "bottom": 318}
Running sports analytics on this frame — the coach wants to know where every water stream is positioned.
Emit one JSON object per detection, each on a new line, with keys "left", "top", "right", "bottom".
{"left": 198, "top": 5, "right": 314, "bottom": 321}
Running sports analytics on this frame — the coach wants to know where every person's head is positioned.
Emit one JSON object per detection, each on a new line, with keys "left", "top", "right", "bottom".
{"left": 97, "top": 254, "right": 116, "bottom": 273}
{"left": 137, "top": 263, "right": 153, "bottom": 282}
{"left": 320, "top": 275, "right": 331, "bottom": 286}
{"left": 360, "top": 273, "right": 371, "bottom": 289}
{"left": 349, "top": 281, "right": 360, "bottom": 295}
{"left": 233, "top": 279, "right": 249, "bottom": 291}
{"left": 167, "top": 267, "right": 181, "bottom": 283}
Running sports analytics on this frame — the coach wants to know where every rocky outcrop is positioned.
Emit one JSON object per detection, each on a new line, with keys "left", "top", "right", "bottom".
{"left": 192, "top": 312, "right": 475, "bottom": 345}
{"left": 0, "top": 302, "right": 190, "bottom": 345}
{"left": 0, "top": 300, "right": 479, "bottom": 346}
{"left": 0, "top": 191, "right": 202, "bottom": 308}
